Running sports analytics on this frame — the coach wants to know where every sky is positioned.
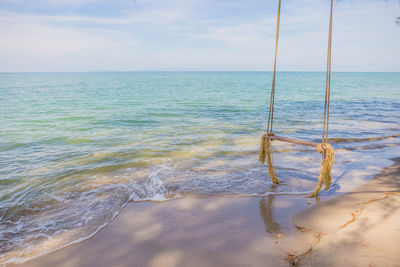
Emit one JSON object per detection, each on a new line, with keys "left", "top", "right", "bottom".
{"left": 0, "top": 0, "right": 399, "bottom": 72}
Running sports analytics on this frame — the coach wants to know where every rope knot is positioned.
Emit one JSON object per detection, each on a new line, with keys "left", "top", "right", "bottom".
{"left": 309, "top": 143, "right": 335, "bottom": 198}
{"left": 259, "top": 133, "right": 279, "bottom": 184}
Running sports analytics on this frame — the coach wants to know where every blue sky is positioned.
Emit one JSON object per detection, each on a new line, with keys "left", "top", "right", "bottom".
{"left": 0, "top": 0, "right": 399, "bottom": 72}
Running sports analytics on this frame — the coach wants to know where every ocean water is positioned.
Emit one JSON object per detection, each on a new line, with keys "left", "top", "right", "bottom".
{"left": 1, "top": 71, "right": 399, "bottom": 264}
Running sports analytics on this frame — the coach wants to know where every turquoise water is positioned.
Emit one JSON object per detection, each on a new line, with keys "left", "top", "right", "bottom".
{"left": 1, "top": 72, "right": 399, "bottom": 264}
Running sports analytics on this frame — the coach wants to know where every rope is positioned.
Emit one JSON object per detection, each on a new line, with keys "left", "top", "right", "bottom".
{"left": 310, "top": 0, "right": 335, "bottom": 197}
{"left": 261, "top": 0, "right": 336, "bottom": 195}
{"left": 267, "top": 0, "right": 281, "bottom": 134}
{"left": 322, "top": 0, "right": 333, "bottom": 143}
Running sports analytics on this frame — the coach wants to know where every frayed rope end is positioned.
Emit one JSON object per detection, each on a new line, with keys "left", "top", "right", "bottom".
{"left": 259, "top": 133, "right": 280, "bottom": 184}
{"left": 308, "top": 143, "right": 335, "bottom": 198}
{"left": 259, "top": 134, "right": 267, "bottom": 164}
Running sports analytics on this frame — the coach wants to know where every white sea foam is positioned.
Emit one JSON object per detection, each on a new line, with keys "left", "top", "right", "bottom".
{"left": 1, "top": 72, "right": 399, "bottom": 266}
{"left": 2, "top": 136, "right": 400, "bottom": 266}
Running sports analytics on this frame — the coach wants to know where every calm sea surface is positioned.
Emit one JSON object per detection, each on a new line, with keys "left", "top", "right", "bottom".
{"left": 1, "top": 71, "right": 399, "bottom": 264}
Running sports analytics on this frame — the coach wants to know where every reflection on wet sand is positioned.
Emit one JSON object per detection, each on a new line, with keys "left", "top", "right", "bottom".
{"left": 259, "top": 194, "right": 281, "bottom": 235}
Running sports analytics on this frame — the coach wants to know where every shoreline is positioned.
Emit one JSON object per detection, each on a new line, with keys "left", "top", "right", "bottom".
{"left": 15, "top": 158, "right": 400, "bottom": 267}
{"left": 289, "top": 157, "right": 400, "bottom": 266}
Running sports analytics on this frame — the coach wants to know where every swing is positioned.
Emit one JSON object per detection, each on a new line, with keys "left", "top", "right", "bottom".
{"left": 259, "top": 0, "right": 335, "bottom": 198}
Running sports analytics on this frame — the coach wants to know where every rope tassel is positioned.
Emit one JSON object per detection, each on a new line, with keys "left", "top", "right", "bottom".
{"left": 309, "top": 143, "right": 335, "bottom": 198}
{"left": 308, "top": 0, "right": 335, "bottom": 198}
{"left": 259, "top": 134, "right": 280, "bottom": 184}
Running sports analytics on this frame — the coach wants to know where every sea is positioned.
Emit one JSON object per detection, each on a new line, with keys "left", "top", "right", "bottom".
{"left": 1, "top": 71, "right": 399, "bottom": 264}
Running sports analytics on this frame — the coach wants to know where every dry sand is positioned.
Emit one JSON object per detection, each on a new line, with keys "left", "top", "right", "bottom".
{"left": 17, "top": 159, "right": 400, "bottom": 267}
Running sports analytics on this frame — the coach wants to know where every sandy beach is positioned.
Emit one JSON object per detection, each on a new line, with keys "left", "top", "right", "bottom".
{"left": 14, "top": 158, "right": 400, "bottom": 267}
{"left": 2, "top": 71, "right": 399, "bottom": 266}
{"left": 2, "top": 0, "right": 399, "bottom": 265}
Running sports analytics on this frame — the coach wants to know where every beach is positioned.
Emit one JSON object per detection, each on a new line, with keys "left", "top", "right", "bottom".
{"left": 1, "top": 72, "right": 399, "bottom": 266}
{"left": 1, "top": 0, "right": 400, "bottom": 265}
{"left": 15, "top": 158, "right": 400, "bottom": 267}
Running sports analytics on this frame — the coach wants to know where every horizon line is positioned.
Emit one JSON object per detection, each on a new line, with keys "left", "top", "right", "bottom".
{"left": 1, "top": 70, "right": 399, "bottom": 74}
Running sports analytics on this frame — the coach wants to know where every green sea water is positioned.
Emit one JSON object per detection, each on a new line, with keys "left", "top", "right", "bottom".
{"left": 1, "top": 71, "right": 399, "bottom": 264}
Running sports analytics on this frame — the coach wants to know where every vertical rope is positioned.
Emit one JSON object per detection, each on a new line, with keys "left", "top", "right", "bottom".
{"left": 322, "top": 0, "right": 333, "bottom": 143}
{"left": 310, "top": 0, "right": 335, "bottom": 198}
{"left": 260, "top": 0, "right": 282, "bottom": 185}
{"left": 267, "top": 0, "right": 281, "bottom": 134}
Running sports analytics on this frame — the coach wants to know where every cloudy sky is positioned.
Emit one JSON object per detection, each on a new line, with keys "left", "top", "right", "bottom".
{"left": 0, "top": 0, "right": 399, "bottom": 72}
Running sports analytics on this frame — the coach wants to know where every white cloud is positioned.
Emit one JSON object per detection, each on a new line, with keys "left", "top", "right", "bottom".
{"left": 0, "top": 0, "right": 399, "bottom": 72}
{"left": 0, "top": 12, "right": 142, "bottom": 71}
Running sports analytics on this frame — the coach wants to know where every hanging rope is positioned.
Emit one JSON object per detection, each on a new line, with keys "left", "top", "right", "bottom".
{"left": 260, "top": 0, "right": 281, "bottom": 184}
{"left": 259, "top": 133, "right": 279, "bottom": 183}
{"left": 260, "top": 0, "right": 335, "bottom": 195}
{"left": 309, "top": 0, "right": 335, "bottom": 198}
{"left": 322, "top": 0, "right": 334, "bottom": 144}
{"left": 267, "top": 0, "right": 281, "bottom": 135}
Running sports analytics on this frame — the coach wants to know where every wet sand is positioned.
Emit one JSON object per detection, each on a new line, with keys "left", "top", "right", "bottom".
{"left": 290, "top": 158, "right": 400, "bottom": 266}
{"left": 17, "top": 159, "right": 400, "bottom": 267}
